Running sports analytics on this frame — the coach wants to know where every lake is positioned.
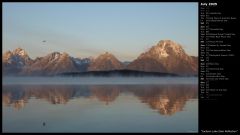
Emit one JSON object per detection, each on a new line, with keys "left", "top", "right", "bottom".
{"left": 2, "top": 77, "right": 198, "bottom": 133}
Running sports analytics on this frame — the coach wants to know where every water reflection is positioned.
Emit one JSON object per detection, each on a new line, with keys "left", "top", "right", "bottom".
{"left": 2, "top": 85, "right": 197, "bottom": 115}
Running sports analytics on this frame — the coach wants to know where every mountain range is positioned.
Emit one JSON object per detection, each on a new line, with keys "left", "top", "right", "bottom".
{"left": 2, "top": 40, "right": 198, "bottom": 76}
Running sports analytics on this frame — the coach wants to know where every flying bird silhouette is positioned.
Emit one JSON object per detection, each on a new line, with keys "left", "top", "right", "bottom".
{"left": 42, "top": 40, "right": 46, "bottom": 43}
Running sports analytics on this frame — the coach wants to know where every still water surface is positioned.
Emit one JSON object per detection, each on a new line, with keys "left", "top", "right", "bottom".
{"left": 2, "top": 78, "right": 198, "bottom": 133}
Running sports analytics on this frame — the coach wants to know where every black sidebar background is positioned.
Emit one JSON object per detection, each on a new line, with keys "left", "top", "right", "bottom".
{"left": 199, "top": 0, "right": 239, "bottom": 134}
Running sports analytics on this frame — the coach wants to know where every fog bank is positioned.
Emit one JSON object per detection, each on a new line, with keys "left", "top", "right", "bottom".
{"left": 3, "top": 76, "right": 198, "bottom": 85}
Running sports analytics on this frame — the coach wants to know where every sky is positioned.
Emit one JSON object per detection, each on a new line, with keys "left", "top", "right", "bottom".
{"left": 3, "top": 2, "right": 198, "bottom": 61}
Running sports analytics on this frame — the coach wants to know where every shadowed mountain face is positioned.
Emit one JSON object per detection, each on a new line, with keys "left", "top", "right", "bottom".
{"left": 2, "top": 85, "right": 197, "bottom": 115}
{"left": 2, "top": 40, "right": 198, "bottom": 76}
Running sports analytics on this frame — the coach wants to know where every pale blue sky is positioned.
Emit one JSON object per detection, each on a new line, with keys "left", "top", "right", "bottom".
{"left": 3, "top": 2, "right": 198, "bottom": 61}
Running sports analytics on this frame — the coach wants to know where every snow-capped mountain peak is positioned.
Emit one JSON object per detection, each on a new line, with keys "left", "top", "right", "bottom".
{"left": 140, "top": 40, "right": 187, "bottom": 60}
{"left": 128, "top": 40, "right": 198, "bottom": 75}
{"left": 3, "top": 40, "right": 197, "bottom": 76}
{"left": 13, "top": 48, "right": 28, "bottom": 56}
{"left": 156, "top": 40, "right": 186, "bottom": 55}
{"left": 53, "top": 52, "right": 61, "bottom": 60}
{"left": 152, "top": 41, "right": 169, "bottom": 58}
{"left": 2, "top": 48, "right": 33, "bottom": 75}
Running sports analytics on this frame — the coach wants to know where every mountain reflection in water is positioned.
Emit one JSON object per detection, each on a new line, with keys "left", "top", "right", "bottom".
{"left": 2, "top": 85, "right": 197, "bottom": 116}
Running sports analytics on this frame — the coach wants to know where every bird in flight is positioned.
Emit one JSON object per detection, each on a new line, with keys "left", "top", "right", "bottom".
{"left": 42, "top": 40, "right": 46, "bottom": 43}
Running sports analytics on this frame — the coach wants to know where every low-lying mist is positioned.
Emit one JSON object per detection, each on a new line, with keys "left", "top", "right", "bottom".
{"left": 3, "top": 76, "right": 198, "bottom": 85}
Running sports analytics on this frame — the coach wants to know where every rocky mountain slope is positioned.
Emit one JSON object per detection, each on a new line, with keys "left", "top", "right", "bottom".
{"left": 127, "top": 40, "right": 198, "bottom": 75}
{"left": 88, "top": 52, "right": 124, "bottom": 71}
{"left": 2, "top": 40, "right": 198, "bottom": 76}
